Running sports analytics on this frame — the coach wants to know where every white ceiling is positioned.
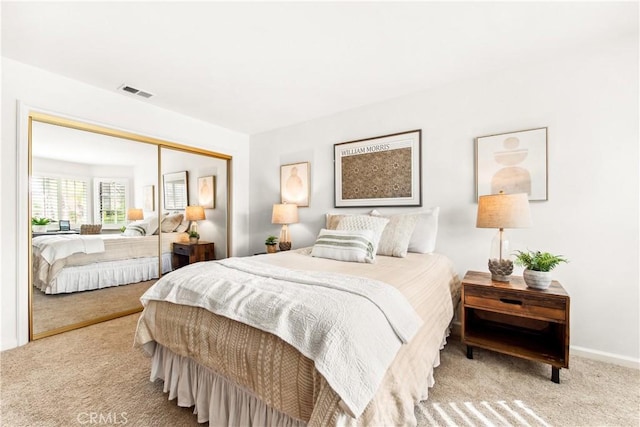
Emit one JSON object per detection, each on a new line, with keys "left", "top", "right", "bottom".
{"left": 32, "top": 120, "right": 156, "bottom": 166}
{"left": 2, "top": 2, "right": 637, "bottom": 135}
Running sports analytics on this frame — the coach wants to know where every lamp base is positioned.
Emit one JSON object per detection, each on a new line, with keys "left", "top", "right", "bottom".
{"left": 279, "top": 242, "right": 292, "bottom": 251}
{"left": 488, "top": 258, "right": 514, "bottom": 282}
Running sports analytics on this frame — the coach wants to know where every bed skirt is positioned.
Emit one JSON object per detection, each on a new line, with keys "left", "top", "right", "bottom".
{"left": 147, "top": 330, "right": 449, "bottom": 426}
{"left": 45, "top": 253, "right": 173, "bottom": 294}
{"left": 150, "top": 343, "right": 307, "bottom": 427}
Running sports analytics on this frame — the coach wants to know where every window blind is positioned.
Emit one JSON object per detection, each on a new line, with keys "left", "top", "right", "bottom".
{"left": 32, "top": 176, "right": 88, "bottom": 224}
{"left": 98, "top": 181, "right": 126, "bottom": 225}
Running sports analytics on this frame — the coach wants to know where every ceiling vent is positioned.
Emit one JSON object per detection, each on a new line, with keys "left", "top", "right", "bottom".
{"left": 118, "top": 84, "right": 154, "bottom": 99}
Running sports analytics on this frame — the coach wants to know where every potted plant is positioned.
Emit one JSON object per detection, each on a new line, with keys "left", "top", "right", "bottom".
{"left": 265, "top": 235, "right": 278, "bottom": 253}
{"left": 513, "top": 250, "right": 568, "bottom": 290}
{"left": 188, "top": 230, "right": 200, "bottom": 244}
{"left": 31, "top": 217, "right": 52, "bottom": 233}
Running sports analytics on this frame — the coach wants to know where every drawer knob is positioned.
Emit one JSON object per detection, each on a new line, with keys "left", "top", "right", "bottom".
{"left": 500, "top": 298, "right": 523, "bottom": 305}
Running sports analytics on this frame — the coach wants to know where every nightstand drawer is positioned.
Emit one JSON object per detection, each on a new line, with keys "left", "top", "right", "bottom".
{"left": 173, "top": 244, "right": 192, "bottom": 256}
{"left": 464, "top": 286, "right": 567, "bottom": 322}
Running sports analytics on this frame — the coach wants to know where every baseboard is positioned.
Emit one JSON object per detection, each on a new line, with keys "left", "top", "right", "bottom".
{"left": 570, "top": 345, "right": 640, "bottom": 369}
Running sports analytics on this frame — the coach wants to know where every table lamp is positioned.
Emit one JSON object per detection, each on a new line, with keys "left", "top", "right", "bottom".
{"left": 126, "top": 208, "right": 144, "bottom": 222}
{"left": 185, "top": 205, "right": 206, "bottom": 233}
{"left": 272, "top": 203, "right": 298, "bottom": 251}
{"left": 476, "top": 191, "right": 532, "bottom": 282}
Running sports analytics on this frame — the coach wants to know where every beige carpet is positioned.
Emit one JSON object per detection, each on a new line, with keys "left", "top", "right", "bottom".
{"left": 1, "top": 314, "right": 638, "bottom": 427}
{"left": 32, "top": 280, "right": 155, "bottom": 336}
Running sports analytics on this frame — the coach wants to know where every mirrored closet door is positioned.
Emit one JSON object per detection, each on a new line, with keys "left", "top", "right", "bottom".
{"left": 28, "top": 113, "right": 232, "bottom": 340}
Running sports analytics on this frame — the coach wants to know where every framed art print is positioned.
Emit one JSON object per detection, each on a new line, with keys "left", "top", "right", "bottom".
{"left": 476, "top": 127, "right": 548, "bottom": 201}
{"left": 143, "top": 185, "right": 155, "bottom": 212}
{"left": 198, "top": 176, "right": 216, "bottom": 209}
{"left": 280, "top": 162, "right": 310, "bottom": 207}
{"left": 334, "top": 129, "right": 422, "bottom": 207}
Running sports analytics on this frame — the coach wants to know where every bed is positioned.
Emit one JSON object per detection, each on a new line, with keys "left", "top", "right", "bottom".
{"left": 32, "top": 232, "right": 186, "bottom": 294}
{"left": 135, "top": 210, "right": 460, "bottom": 426}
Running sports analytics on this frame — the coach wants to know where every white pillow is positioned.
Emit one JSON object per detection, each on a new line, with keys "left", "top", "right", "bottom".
{"left": 123, "top": 220, "right": 148, "bottom": 236}
{"left": 406, "top": 207, "right": 439, "bottom": 253}
{"left": 174, "top": 218, "right": 189, "bottom": 233}
{"left": 123, "top": 214, "right": 159, "bottom": 237}
{"left": 145, "top": 214, "right": 159, "bottom": 236}
{"left": 161, "top": 213, "right": 184, "bottom": 232}
{"left": 336, "top": 215, "right": 389, "bottom": 255}
{"left": 311, "top": 228, "right": 376, "bottom": 263}
{"left": 369, "top": 210, "right": 419, "bottom": 257}
{"left": 325, "top": 213, "right": 351, "bottom": 230}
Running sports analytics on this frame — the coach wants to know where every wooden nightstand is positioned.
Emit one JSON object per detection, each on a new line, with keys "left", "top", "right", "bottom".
{"left": 172, "top": 241, "right": 215, "bottom": 269}
{"left": 461, "top": 271, "right": 570, "bottom": 383}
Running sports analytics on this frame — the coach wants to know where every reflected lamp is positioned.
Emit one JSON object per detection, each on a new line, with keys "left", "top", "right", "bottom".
{"left": 126, "top": 208, "right": 144, "bottom": 222}
{"left": 185, "top": 205, "right": 206, "bottom": 234}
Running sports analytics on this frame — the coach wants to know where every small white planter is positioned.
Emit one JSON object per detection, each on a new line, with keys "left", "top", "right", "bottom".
{"left": 523, "top": 269, "right": 553, "bottom": 290}
{"left": 32, "top": 225, "right": 48, "bottom": 233}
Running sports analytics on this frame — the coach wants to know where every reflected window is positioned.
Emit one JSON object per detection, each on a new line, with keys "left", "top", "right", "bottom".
{"left": 32, "top": 175, "right": 88, "bottom": 225}
{"left": 95, "top": 178, "right": 128, "bottom": 228}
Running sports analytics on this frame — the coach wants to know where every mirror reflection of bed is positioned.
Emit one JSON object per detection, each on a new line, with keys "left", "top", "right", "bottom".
{"left": 29, "top": 116, "right": 230, "bottom": 339}
{"left": 30, "top": 120, "right": 161, "bottom": 338}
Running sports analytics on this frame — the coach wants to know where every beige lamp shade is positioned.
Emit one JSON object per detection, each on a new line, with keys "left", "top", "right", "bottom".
{"left": 185, "top": 205, "right": 206, "bottom": 221}
{"left": 476, "top": 192, "right": 532, "bottom": 229}
{"left": 271, "top": 203, "right": 299, "bottom": 225}
{"left": 126, "top": 208, "right": 144, "bottom": 221}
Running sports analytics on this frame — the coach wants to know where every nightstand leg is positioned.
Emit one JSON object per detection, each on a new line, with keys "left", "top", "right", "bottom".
{"left": 551, "top": 367, "right": 560, "bottom": 383}
{"left": 466, "top": 345, "right": 473, "bottom": 359}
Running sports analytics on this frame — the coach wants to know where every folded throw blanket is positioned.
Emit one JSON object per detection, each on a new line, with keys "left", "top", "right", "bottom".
{"left": 32, "top": 234, "right": 105, "bottom": 264}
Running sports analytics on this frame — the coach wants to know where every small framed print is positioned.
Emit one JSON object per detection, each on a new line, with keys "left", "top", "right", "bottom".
{"left": 475, "top": 127, "right": 548, "bottom": 201}
{"left": 280, "top": 162, "right": 310, "bottom": 207}
{"left": 143, "top": 185, "right": 155, "bottom": 212}
{"left": 198, "top": 176, "right": 216, "bottom": 209}
{"left": 59, "top": 220, "right": 70, "bottom": 231}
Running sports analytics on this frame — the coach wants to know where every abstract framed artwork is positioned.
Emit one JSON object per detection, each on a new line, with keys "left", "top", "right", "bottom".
{"left": 475, "top": 127, "right": 548, "bottom": 201}
{"left": 198, "top": 176, "right": 216, "bottom": 209}
{"left": 143, "top": 185, "right": 155, "bottom": 212}
{"left": 280, "top": 162, "right": 310, "bottom": 207}
{"left": 334, "top": 129, "right": 422, "bottom": 207}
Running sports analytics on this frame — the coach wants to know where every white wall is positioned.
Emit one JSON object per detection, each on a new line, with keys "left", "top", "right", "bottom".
{"left": 1, "top": 58, "right": 251, "bottom": 351}
{"left": 249, "top": 38, "right": 639, "bottom": 364}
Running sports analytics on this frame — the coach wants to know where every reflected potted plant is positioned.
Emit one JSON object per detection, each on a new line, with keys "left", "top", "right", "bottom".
{"left": 514, "top": 250, "right": 568, "bottom": 290}
{"left": 32, "top": 217, "right": 52, "bottom": 233}
{"left": 188, "top": 230, "right": 200, "bottom": 244}
{"left": 265, "top": 235, "right": 278, "bottom": 253}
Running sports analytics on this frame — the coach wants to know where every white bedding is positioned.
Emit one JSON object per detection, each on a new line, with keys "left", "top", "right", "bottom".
{"left": 33, "top": 233, "right": 186, "bottom": 294}
{"left": 136, "top": 249, "right": 461, "bottom": 426}
{"left": 140, "top": 257, "right": 423, "bottom": 418}
{"left": 32, "top": 234, "right": 105, "bottom": 263}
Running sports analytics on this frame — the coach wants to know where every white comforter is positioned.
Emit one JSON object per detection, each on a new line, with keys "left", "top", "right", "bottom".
{"left": 32, "top": 234, "right": 105, "bottom": 263}
{"left": 140, "top": 257, "right": 423, "bottom": 418}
